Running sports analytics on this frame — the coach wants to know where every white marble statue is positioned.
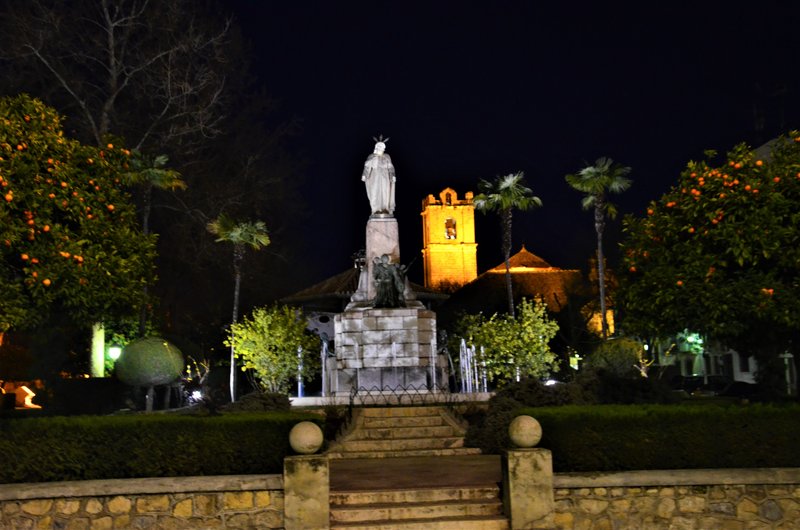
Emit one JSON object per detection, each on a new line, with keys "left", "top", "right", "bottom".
{"left": 361, "top": 139, "right": 396, "bottom": 215}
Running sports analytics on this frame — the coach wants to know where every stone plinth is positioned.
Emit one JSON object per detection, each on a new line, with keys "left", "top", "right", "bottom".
{"left": 503, "top": 448, "right": 554, "bottom": 529}
{"left": 350, "top": 217, "right": 417, "bottom": 304}
{"left": 283, "top": 455, "right": 329, "bottom": 530}
{"left": 333, "top": 306, "right": 445, "bottom": 394}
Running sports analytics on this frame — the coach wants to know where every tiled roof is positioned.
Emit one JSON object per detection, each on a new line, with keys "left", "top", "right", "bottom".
{"left": 487, "top": 244, "right": 552, "bottom": 270}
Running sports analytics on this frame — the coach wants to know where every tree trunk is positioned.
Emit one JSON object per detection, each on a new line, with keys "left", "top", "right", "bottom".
{"left": 230, "top": 246, "right": 244, "bottom": 402}
{"left": 594, "top": 200, "right": 608, "bottom": 339}
{"left": 145, "top": 385, "right": 155, "bottom": 412}
{"left": 502, "top": 209, "right": 515, "bottom": 317}
{"left": 138, "top": 184, "right": 153, "bottom": 337}
{"left": 90, "top": 322, "right": 105, "bottom": 378}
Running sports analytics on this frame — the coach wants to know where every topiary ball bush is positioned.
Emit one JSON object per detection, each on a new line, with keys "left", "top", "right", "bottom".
{"left": 116, "top": 337, "right": 183, "bottom": 387}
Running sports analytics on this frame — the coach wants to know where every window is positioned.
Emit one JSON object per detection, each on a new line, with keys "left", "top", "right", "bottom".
{"left": 445, "top": 218, "right": 456, "bottom": 239}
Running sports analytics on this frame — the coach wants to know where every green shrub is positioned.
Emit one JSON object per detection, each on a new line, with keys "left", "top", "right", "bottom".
{"left": 466, "top": 402, "right": 800, "bottom": 472}
{"left": 0, "top": 411, "right": 322, "bottom": 483}
{"left": 584, "top": 337, "right": 643, "bottom": 377}
{"left": 573, "top": 369, "right": 679, "bottom": 405}
{"left": 116, "top": 337, "right": 183, "bottom": 387}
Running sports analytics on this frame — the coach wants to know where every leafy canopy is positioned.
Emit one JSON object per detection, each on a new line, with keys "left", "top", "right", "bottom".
{"left": 474, "top": 171, "right": 542, "bottom": 216}
{"left": 0, "top": 94, "right": 156, "bottom": 332}
{"left": 618, "top": 132, "right": 800, "bottom": 344}
{"left": 207, "top": 214, "right": 271, "bottom": 251}
{"left": 456, "top": 298, "right": 559, "bottom": 386}
{"left": 225, "top": 304, "right": 319, "bottom": 394}
{"left": 565, "top": 157, "right": 632, "bottom": 218}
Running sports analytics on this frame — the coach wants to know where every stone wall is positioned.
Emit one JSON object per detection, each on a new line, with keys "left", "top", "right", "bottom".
{"left": 333, "top": 306, "right": 443, "bottom": 394}
{"left": 553, "top": 468, "right": 800, "bottom": 529}
{"left": 0, "top": 475, "right": 283, "bottom": 529}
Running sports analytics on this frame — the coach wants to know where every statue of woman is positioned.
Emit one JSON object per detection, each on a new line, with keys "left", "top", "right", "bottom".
{"left": 361, "top": 139, "right": 396, "bottom": 215}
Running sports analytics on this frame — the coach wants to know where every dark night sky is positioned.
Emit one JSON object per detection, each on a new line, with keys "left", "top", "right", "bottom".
{"left": 228, "top": 1, "right": 800, "bottom": 292}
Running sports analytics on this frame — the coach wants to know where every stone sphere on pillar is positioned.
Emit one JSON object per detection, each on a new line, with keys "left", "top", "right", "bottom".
{"left": 289, "top": 421, "right": 324, "bottom": 454}
{"left": 508, "top": 415, "right": 542, "bottom": 448}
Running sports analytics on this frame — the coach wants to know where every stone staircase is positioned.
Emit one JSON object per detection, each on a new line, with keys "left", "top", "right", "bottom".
{"left": 325, "top": 405, "right": 482, "bottom": 459}
{"left": 330, "top": 485, "right": 508, "bottom": 529}
{"left": 327, "top": 406, "right": 508, "bottom": 529}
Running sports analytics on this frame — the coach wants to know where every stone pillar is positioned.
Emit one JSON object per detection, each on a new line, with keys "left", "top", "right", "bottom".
{"left": 283, "top": 455, "right": 329, "bottom": 530}
{"left": 364, "top": 216, "right": 400, "bottom": 301}
{"left": 503, "top": 448, "right": 554, "bottom": 529}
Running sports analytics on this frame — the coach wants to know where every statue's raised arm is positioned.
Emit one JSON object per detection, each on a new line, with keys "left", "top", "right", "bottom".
{"left": 361, "top": 139, "right": 396, "bottom": 216}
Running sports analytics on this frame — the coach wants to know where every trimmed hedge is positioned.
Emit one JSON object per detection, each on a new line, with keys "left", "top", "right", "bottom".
{"left": 0, "top": 412, "right": 322, "bottom": 484}
{"left": 467, "top": 403, "right": 800, "bottom": 472}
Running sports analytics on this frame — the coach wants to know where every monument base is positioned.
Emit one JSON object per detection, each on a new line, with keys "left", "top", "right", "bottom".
{"left": 331, "top": 305, "right": 446, "bottom": 396}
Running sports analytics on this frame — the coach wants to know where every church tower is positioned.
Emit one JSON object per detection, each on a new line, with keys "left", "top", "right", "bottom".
{"left": 421, "top": 188, "right": 478, "bottom": 290}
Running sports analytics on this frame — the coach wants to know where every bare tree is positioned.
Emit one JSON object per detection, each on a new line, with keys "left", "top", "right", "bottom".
{"left": 0, "top": 0, "right": 231, "bottom": 153}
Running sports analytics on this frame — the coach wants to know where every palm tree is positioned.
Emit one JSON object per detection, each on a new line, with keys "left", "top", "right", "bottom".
{"left": 207, "top": 214, "right": 271, "bottom": 402}
{"left": 123, "top": 151, "right": 186, "bottom": 335}
{"left": 474, "top": 172, "right": 542, "bottom": 317}
{"left": 124, "top": 151, "right": 186, "bottom": 236}
{"left": 565, "top": 157, "right": 632, "bottom": 339}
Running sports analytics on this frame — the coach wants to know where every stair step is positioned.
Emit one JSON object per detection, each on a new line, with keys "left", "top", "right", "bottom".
{"left": 327, "top": 447, "right": 482, "bottom": 459}
{"left": 332, "top": 499, "right": 503, "bottom": 523}
{"left": 337, "top": 436, "right": 466, "bottom": 453}
{"left": 331, "top": 515, "right": 509, "bottom": 530}
{"left": 331, "top": 486, "right": 501, "bottom": 506}
{"left": 363, "top": 415, "right": 447, "bottom": 428}
{"left": 359, "top": 407, "right": 445, "bottom": 418}
{"left": 354, "top": 425, "right": 457, "bottom": 439}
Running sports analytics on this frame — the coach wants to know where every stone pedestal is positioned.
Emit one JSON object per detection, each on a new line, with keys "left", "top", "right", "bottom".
{"left": 333, "top": 305, "right": 446, "bottom": 394}
{"left": 350, "top": 216, "right": 416, "bottom": 304}
{"left": 284, "top": 455, "right": 329, "bottom": 530}
{"left": 503, "top": 448, "right": 554, "bottom": 529}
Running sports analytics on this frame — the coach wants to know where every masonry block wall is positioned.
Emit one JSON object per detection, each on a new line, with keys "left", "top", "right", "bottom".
{"left": 0, "top": 476, "right": 283, "bottom": 529}
{"left": 552, "top": 469, "right": 800, "bottom": 529}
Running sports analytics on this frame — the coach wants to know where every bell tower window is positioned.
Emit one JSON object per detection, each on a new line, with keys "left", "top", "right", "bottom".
{"left": 445, "top": 218, "right": 457, "bottom": 239}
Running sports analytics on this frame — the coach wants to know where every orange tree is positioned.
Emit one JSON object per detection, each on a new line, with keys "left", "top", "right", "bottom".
{"left": 618, "top": 132, "right": 800, "bottom": 391}
{"left": 0, "top": 95, "right": 156, "bottom": 336}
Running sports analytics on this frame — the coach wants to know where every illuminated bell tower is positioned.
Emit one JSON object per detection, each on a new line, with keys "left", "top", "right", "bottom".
{"left": 421, "top": 188, "right": 478, "bottom": 290}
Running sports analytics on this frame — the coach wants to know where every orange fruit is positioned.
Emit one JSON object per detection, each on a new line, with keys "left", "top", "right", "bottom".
{"left": 676, "top": 280, "right": 684, "bottom": 286}
{"left": 42, "top": 278, "right": 51, "bottom": 286}
{"left": 20, "top": 253, "right": 29, "bottom": 260}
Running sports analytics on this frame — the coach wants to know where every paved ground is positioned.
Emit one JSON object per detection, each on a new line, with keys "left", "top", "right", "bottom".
{"left": 330, "top": 455, "right": 503, "bottom": 491}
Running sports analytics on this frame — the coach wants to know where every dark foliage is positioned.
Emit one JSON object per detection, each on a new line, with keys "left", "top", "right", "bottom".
{"left": 0, "top": 412, "right": 321, "bottom": 483}
{"left": 466, "top": 402, "right": 800, "bottom": 472}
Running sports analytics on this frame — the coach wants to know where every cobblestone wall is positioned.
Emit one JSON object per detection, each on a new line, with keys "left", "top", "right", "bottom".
{"left": 553, "top": 468, "right": 800, "bottom": 529}
{"left": 0, "top": 475, "right": 283, "bottom": 529}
